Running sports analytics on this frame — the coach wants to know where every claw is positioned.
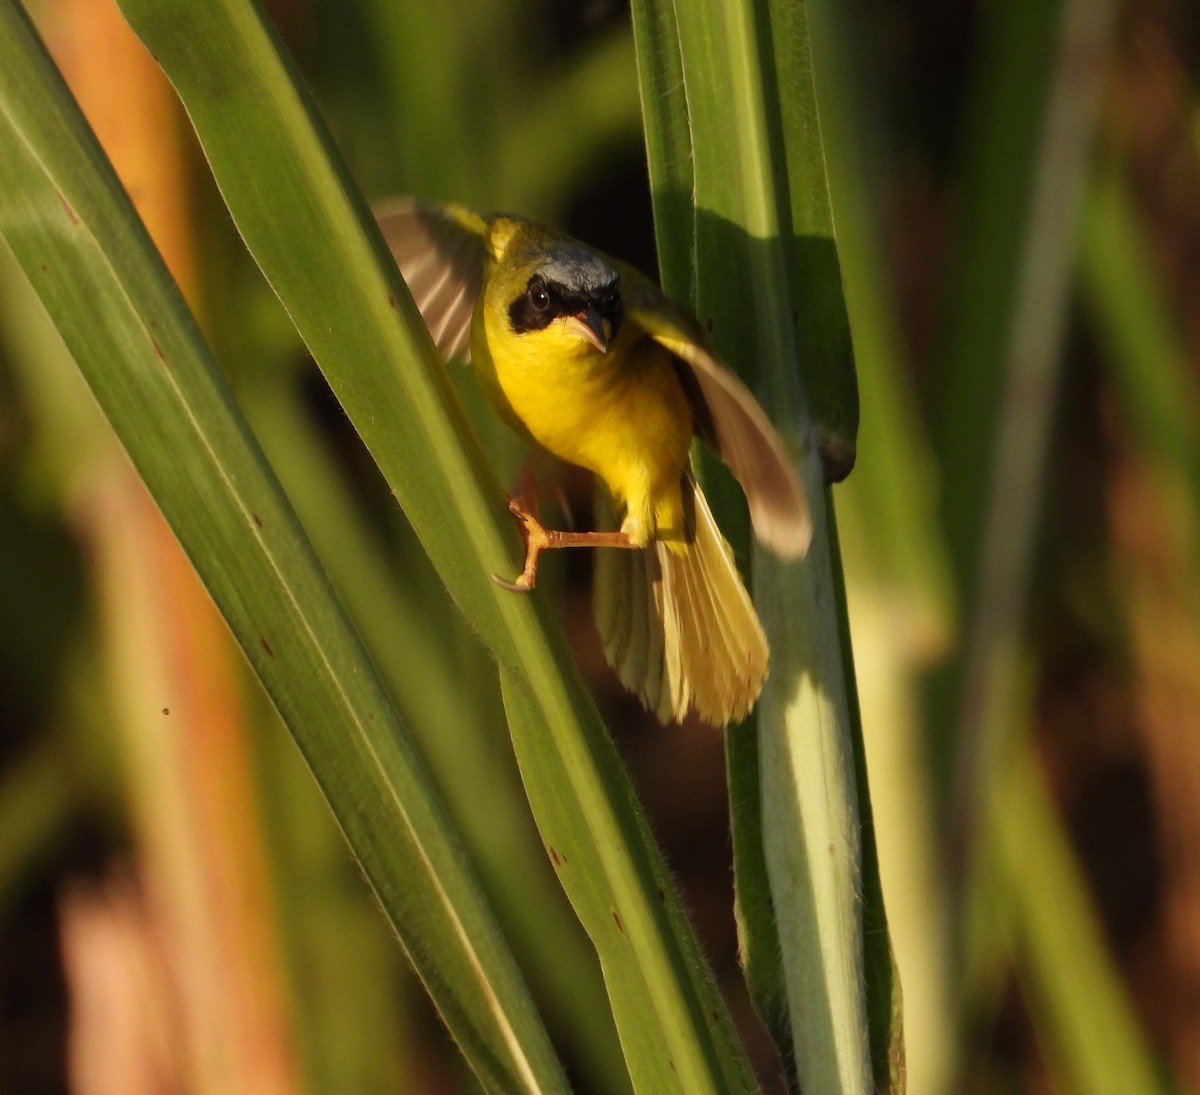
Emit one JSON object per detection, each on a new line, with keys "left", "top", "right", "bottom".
{"left": 491, "top": 572, "right": 534, "bottom": 592}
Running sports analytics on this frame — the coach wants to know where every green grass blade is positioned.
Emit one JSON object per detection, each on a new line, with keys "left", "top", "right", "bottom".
{"left": 933, "top": 0, "right": 1063, "bottom": 581}
{"left": 241, "top": 379, "right": 630, "bottom": 1094}
{"left": 760, "top": 0, "right": 859, "bottom": 477}
{"left": 936, "top": 0, "right": 1117, "bottom": 851}
{"left": 632, "top": 2, "right": 887, "bottom": 1092}
{"left": 972, "top": 665, "right": 1168, "bottom": 1095}
{"left": 0, "top": 5, "right": 570, "bottom": 1092}
{"left": 1080, "top": 162, "right": 1200, "bottom": 507}
{"left": 628, "top": 0, "right": 696, "bottom": 297}
{"left": 806, "top": 5, "right": 959, "bottom": 1088}
{"left": 499, "top": 671, "right": 759, "bottom": 1095}
{"left": 494, "top": 29, "right": 643, "bottom": 212}
{"left": 630, "top": 4, "right": 794, "bottom": 1069}
{"left": 993, "top": 750, "right": 1167, "bottom": 1095}
{"left": 109, "top": 0, "right": 764, "bottom": 1090}
{"left": 935, "top": 5, "right": 1152, "bottom": 1092}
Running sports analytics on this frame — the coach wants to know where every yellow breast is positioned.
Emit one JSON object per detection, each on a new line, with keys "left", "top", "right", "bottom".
{"left": 474, "top": 304, "right": 694, "bottom": 547}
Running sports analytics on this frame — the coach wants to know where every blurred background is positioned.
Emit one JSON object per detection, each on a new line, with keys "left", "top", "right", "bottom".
{"left": 1, "top": 0, "right": 1198, "bottom": 1092}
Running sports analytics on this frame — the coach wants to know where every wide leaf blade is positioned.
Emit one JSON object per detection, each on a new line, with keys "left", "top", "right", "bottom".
{"left": 0, "top": 4, "right": 569, "bottom": 1092}
{"left": 109, "top": 0, "right": 765, "bottom": 1091}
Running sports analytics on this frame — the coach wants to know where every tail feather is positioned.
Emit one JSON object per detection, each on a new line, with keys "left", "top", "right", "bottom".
{"left": 594, "top": 479, "right": 768, "bottom": 726}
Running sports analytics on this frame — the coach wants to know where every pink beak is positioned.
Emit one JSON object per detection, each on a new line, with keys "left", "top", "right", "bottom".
{"left": 562, "top": 305, "right": 609, "bottom": 353}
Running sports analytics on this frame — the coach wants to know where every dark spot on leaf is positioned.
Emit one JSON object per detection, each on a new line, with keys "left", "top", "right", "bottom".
{"left": 549, "top": 847, "right": 561, "bottom": 867}
{"left": 161, "top": 707, "right": 169, "bottom": 716}
{"left": 612, "top": 910, "right": 623, "bottom": 933}
{"left": 57, "top": 192, "right": 79, "bottom": 225}
{"left": 388, "top": 292, "right": 398, "bottom": 309}
{"left": 261, "top": 638, "right": 275, "bottom": 658}
{"left": 151, "top": 336, "right": 165, "bottom": 362}
{"left": 251, "top": 513, "right": 263, "bottom": 528}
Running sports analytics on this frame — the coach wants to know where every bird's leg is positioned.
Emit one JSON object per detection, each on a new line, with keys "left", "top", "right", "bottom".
{"left": 511, "top": 457, "right": 541, "bottom": 519}
{"left": 551, "top": 479, "right": 577, "bottom": 532}
{"left": 495, "top": 496, "right": 637, "bottom": 592}
{"left": 512, "top": 453, "right": 577, "bottom": 532}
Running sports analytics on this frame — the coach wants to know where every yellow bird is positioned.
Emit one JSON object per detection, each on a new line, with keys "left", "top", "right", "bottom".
{"left": 378, "top": 200, "right": 810, "bottom": 727}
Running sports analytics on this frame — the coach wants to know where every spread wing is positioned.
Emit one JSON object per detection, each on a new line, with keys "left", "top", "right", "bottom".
{"left": 617, "top": 262, "right": 811, "bottom": 559}
{"left": 375, "top": 199, "right": 490, "bottom": 362}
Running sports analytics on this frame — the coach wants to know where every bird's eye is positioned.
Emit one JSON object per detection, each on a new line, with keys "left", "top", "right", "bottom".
{"left": 528, "top": 281, "right": 552, "bottom": 312}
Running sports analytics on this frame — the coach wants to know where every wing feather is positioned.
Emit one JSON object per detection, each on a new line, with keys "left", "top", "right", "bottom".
{"left": 375, "top": 199, "right": 490, "bottom": 363}
{"left": 616, "top": 261, "right": 811, "bottom": 559}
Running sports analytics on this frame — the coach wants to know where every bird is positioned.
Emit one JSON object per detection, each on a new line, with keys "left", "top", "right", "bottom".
{"left": 377, "top": 199, "right": 810, "bottom": 727}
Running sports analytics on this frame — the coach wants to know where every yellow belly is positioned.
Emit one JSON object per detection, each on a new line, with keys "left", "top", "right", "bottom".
{"left": 474, "top": 312, "right": 693, "bottom": 546}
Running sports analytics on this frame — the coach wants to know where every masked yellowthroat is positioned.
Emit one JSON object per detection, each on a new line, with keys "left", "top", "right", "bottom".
{"left": 378, "top": 200, "right": 810, "bottom": 726}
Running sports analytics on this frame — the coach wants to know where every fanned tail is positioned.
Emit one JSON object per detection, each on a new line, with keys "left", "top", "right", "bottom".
{"left": 594, "top": 478, "right": 768, "bottom": 727}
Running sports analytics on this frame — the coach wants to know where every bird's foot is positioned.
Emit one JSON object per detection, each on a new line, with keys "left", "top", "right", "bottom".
{"left": 492, "top": 497, "right": 547, "bottom": 591}
{"left": 493, "top": 496, "right": 637, "bottom": 592}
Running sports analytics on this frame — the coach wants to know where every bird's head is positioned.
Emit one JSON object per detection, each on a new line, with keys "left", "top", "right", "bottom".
{"left": 488, "top": 219, "right": 623, "bottom": 357}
